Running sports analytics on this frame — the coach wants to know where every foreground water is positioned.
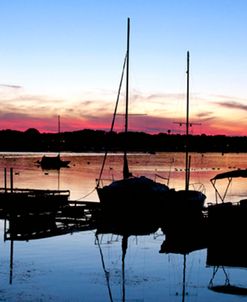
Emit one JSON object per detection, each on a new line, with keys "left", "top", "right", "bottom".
{"left": 0, "top": 152, "right": 247, "bottom": 301}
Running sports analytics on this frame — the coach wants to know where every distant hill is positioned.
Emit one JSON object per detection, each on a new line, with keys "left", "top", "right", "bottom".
{"left": 0, "top": 128, "right": 247, "bottom": 153}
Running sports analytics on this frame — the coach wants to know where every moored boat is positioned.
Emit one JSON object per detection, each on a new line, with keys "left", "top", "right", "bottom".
{"left": 37, "top": 154, "right": 70, "bottom": 170}
{"left": 96, "top": 21, "right": 206, "bottom": 223}
{"left": 37, "top": 116, "right": 70, "bottom": 170}
{"left": 96, "top": 18, "right": 171, "bottom": 220}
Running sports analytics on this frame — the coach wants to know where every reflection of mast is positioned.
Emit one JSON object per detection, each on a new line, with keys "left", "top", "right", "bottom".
{"left": 182, "top": 254, "right": 186, "bottom": 302}
{"left": 96, "top": 233, "right": 129, "bottom": 302}
{"left": 95, "top": 234, "right": 114, "bottom": 302}
{"left": 121, "top": 235, "right": 128, "bottom": 302}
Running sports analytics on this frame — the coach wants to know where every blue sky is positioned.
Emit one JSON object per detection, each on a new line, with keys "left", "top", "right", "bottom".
{"left": 0, "top": 0, "right": 247, "bottom": 135}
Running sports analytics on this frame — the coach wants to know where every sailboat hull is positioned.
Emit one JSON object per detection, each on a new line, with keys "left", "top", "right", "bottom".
{"left": 38, "top": 155, "right": 70, "bottom": 170}
{"left": 97, "top": 176, "right": 169, "bottom": 206}
{"left": 97, "top": 179, "right": 205, "bottom": 208}
{"left": 97, "top": 176, "right": 206, "bottom": 226}
{"left": 169, "top": 190, "right": 206, "bottom": 211}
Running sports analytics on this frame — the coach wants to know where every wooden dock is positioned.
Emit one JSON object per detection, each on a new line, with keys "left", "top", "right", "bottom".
{"left": 0, "top": 187, "right": 71, "bottom": 215}
{"left": 3, "top": 200, "right": 100, "bottom": 241}
{"left": 0, "top": 167, "right": 100, "bottom": 240}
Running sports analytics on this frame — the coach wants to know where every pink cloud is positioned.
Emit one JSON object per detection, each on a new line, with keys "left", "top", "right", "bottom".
{"left": 0, "top": 86, "right": 247, "bottom": 136}
{"left": 0, "top": 111, "right": 245, "bottom": 136}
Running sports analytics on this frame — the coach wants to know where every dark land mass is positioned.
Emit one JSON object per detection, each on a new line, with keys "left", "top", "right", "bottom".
{"left": 0, "top": 128, "right": 247, "bottom": 153}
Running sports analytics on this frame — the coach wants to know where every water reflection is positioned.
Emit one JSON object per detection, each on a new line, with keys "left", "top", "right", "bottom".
{"left": 207, "top": 208, "right": 247, "bottom": 296}
{"left": 95, "top": 204, "right": 161, "bottom": 302}
{"left": 3, "top": 202, "right": 97, "bottom": 285}
{"left": 1, "top": 201, "right": 247, "bottom": 301}
{"left": 1, "top": 152, "right": 247, "bottom": 301}
{"left": 159, "top": 210, "right": 208, "bottom": 302}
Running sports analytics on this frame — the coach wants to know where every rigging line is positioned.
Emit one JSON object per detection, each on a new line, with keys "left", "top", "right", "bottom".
{"left": 96, "top": 53, "right": 127, "bottom": 188}
{"left": 75, "top": 187, "right": 96, "bottom": 201}
{"left": 95, "top": 233, "right": 114, "bottom": 302}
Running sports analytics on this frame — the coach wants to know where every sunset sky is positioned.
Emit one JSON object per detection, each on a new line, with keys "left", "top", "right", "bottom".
{"left": 1, "top": 0, "right": 247, "bottom": 136}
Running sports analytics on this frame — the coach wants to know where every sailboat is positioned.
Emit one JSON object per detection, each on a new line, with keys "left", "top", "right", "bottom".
{"left": 96, "top": 19, "right": 205, "bottom": 223}
{"left": 38, "top": 154, "right": 70, "bottom": 170}
{"left": 37, "top": 115, "right": 70, "bottom": 170}
{"left": 160, "top": 52, "right": 206, "bottom": 236}
{"left": 96, "top": 18, "right": 171, "bottom": 221}
{"left": 168, "top": 52, "right": 206, "bottom": 212}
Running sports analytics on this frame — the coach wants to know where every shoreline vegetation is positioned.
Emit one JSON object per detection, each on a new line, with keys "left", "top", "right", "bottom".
{"left": 0, "top": 128, "right": 247, "bottom": 153}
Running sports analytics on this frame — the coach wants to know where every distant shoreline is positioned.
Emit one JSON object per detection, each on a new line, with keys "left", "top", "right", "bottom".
{"left": 0, "top": 128, "right": 247, "bottom": 153}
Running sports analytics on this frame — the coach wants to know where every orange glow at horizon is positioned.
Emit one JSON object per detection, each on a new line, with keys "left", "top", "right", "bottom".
{"left": 0, "top": 85, "right": 247, "bottom": 136}
{"left": 0, "top": 114, "right": 246, "bottom": 137}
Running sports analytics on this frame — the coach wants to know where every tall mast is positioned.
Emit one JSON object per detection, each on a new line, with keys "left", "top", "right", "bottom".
{"left": 125, "top": 17, "right": 130, "bottom": 136}
{"left": 58, "top": 115, "right": 61, "bottom": 155}
{"left": 185, "top": 51, "right": 190, "bottom": 191}
{"left": 123, "top": 18, "right": 131, "bottom": 179}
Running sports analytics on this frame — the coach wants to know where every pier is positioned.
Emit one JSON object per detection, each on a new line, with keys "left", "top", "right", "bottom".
{"left": 3, "top": 200, "right": 100, "bottom": 241}
{"left": 0, "top": 167, "right": 100, "bottom": 240}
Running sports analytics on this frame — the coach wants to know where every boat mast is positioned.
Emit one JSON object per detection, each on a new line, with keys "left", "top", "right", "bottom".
{"left": 58, "top": 115, "right": 61, "bottom": 156}
{"left": 185, "top": 51, "right": 190, "bottom": 191}
{"left": 125, "top": 18, "right": 130, "bottom": 137}
{"left": 123, "top": 17, "right": 131, "bottom": 179}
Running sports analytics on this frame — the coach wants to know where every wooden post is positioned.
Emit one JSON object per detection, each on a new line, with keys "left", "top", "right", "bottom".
{"left": 4, "top": 167, "right": 7, "bottom": 192}
{"left": 10, "top": 168, "right": 13, "bottom": 193}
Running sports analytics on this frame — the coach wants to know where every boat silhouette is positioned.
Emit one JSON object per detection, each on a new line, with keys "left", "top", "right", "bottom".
{"left": 96, "top": 18, "right": 171, "bottom": 220}
{"left": 37, "top": 116, "right": 70, "bottom": 170}
{"left": 96, "top": 21, "right": 205, "bottom": 224}
{"left": 37, "top": 154, "right": 70, "bottom": 170}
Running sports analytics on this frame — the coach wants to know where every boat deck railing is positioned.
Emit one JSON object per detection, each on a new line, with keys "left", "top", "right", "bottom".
{"left": 154, "top": 174, "right": 170, "bottom": 186}
{"left": 189, "top": 182, "right": 206, "bottom": 194}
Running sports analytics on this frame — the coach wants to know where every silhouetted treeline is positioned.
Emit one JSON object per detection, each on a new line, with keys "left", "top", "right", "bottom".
{"left": 0, "top": 128, "right": 247, "bottom": 153}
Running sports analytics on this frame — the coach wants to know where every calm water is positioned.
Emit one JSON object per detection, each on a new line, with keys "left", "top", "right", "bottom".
{"left": 0, "top": 152, "right": 247, "bottom": 301}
